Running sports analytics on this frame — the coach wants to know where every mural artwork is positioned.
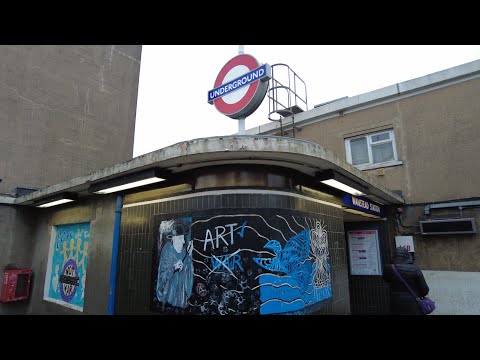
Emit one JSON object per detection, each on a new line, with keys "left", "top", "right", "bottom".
{"left": 155, "top": 217, "right": 194, "bottom": 309}
{"left": 44, "top": 222, "right": 90, "bottom": 311}
{"left": 151, "top": 211, "right": 332, "bottom": 315}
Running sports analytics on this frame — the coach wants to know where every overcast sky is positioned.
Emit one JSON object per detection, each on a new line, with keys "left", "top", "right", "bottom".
{"left": 132, "top": 45, "right": 480, "bottom": 157}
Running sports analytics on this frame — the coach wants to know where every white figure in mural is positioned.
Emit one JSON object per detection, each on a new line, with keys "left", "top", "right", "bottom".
{"left": 156, "top": 222, "right": 194, "bottom": 308}
{"left": 52, "top": 264, "right": 60, "bottom": 293}
{"left": 81, "top": 273, "right": 86, "bottom": 299}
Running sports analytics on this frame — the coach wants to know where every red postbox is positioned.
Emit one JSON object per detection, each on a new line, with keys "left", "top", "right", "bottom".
{"left": 0, "top": 269, "right": 32, "bottom": 303}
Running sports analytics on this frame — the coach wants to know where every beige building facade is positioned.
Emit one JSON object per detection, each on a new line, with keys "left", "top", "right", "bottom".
{"left": 247, "top": 59, "right": 480, "bottom": 314}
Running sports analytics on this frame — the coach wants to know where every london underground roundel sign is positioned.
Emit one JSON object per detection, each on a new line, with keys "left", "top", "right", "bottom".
{"left": 208, "top": 54, "right": 271, "bottom": 119}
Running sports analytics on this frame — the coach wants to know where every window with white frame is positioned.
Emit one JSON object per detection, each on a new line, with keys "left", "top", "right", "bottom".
{"left": 345, "top": 129, "right": 401, "bottom": 169}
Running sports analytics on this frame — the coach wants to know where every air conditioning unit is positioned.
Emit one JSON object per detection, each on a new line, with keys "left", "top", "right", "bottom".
{"left": 419, "top": 218, "right": 476, "bottom": 235}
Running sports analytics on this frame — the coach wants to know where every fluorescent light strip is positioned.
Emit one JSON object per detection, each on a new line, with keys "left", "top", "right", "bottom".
{"left": 320, "top": 179, "right": 365, "bottom": 196}
{"left": 37, "top": 199, "right": 74, "bottom": 208}
{"left": 93, "top": 177, "right": 165, "bottom": 194}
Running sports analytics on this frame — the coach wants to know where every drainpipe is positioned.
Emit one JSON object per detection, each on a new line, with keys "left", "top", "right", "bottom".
{"left": 424, "top": 199, "right": 480, "bottom": 215}
{"left": 108, "top": 195, "right": 123, "bottom": 315}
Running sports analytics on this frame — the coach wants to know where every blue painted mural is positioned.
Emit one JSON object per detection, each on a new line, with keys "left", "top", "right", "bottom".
{"left": 151, "top": 212, "right": 332, "bottom": 315}
{"left": 254, "top": 222, "right": 332, "bottom": 314}
{"left": 45, "top": 222, "right": 90, "bottom": 311}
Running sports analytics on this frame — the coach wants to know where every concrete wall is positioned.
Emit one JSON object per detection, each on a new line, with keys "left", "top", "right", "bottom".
{"left": 401, "top": 206, "right": 479, "bottom": 272}
{"left": 24, "top": 196, "right": 116, "bottom": 314}
{"left": 0, "top": 205, "right": 36, "bottom": 314}
{"left": 0, "top": 45, "right": 142, "bottom": 195}
{"left": 395, "top": 79, "right": 480, "bottom": 202}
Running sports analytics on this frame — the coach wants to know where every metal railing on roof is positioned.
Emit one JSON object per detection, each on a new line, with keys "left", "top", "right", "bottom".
{"left": 267, "top": 63, "right": 308, "bottom": 136}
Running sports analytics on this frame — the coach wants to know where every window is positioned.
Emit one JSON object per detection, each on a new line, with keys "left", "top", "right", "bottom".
{"left": 345, "top": 129, "right": 402, "bottom": 169}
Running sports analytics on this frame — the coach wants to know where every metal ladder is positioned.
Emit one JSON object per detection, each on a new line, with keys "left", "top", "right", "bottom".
{"left": 267, "top": 63, "right": 308, "bottom": 137}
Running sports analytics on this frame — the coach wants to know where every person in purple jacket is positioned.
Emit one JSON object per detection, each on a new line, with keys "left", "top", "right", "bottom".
{"left": 383, "top": 246, "right": 430, "bottom": 315}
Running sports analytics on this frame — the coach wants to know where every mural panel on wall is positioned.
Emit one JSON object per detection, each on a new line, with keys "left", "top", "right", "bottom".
{"left": 44, "top": 222, "right": 90, "bottom": 312}
{"left": 151, "top": 211, "right": 332, "bottom": 315}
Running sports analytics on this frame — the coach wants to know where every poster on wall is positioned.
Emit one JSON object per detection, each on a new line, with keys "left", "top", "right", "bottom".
{"left": 151, "top": 211, "right": 333, "bottom": 315}
{"left": 43, "top": 222, "right": 90, "bottom": 312}
{"left": 347, "top": 229, "right": 382, "bottom": 276}
{"left": 395, "top": 235, "right": 414, "bottom": 253}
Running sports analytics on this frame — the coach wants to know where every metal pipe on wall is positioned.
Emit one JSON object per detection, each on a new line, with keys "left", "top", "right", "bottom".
{"left": 424, "top": 199, "right": 480, "bottom": 215}
{"left": 108, "top": 195, "right": 123, "bottom": 315}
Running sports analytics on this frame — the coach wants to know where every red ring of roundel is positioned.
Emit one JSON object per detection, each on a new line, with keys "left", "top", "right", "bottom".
{"left": 213, "top": 54, "right": 260, "bottom": 116}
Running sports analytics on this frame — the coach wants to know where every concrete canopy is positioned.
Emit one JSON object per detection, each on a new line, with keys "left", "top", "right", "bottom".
{"left": 13, "top": 136, "right": 404, "bottom": 206}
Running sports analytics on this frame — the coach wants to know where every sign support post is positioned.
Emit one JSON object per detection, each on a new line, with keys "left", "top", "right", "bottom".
{"left": 237, "top": 45, "right": 245, "bottom": 134}
{"left": 238, "top": 116, "right": 245, "bottom": 135}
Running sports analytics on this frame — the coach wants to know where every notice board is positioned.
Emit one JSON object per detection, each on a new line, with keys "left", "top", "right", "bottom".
{"left": 347, "top": 229, "right": 382, "bottom": 276}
